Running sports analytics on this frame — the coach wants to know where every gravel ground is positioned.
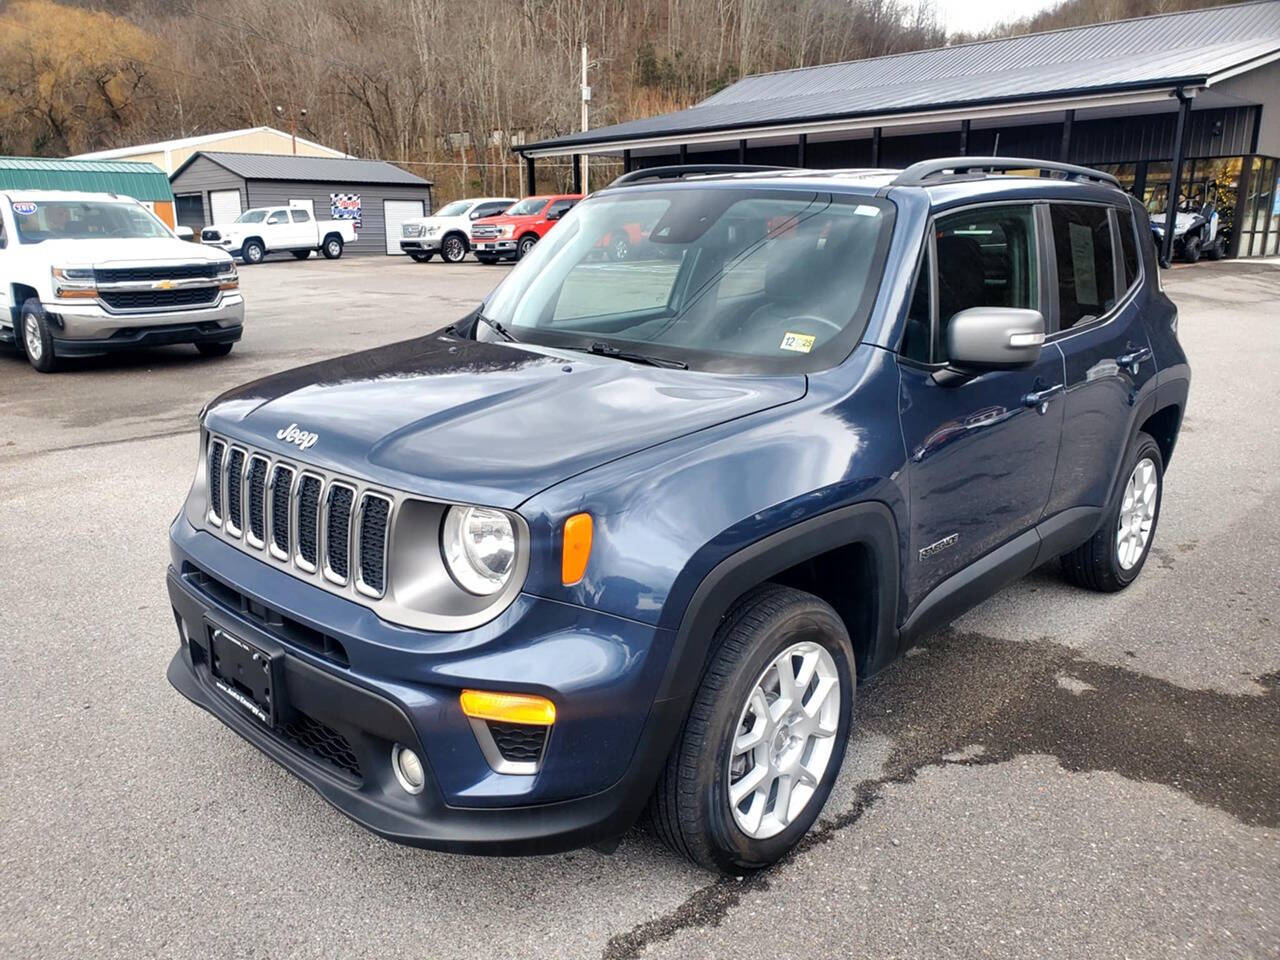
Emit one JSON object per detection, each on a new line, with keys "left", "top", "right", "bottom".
{"left": 0, "top": 255, "right": 1275, "bottom": 959}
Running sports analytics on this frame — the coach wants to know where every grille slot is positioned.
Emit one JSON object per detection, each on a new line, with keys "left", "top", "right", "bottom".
{"left": 100, "top": 287, "right": 219, "bottom": 310}
{"left": 245, "top": 455, "right": 269, "bottom": 547}
{"left": 207, "top": 439, "right": 225, "bottom": 525}
{"left": 356, "top": 494, "right": 392, "bottom": 598}
{"left": 269, "top": 465, "right": 295, "bottom": 559}
{"left": 296, "top": 474, "right": 322, "bottom": 571}
{"left": 96, "top": 263, "right": 219, "bottom": 283}
{"left": 488, "top": 722, "right": 548, "bottom": 764}
{"left": 282, "top": 713, "right": 362, "bottom": 782}
{"left": 224, "top": 447, "right": 246, "bottom": 535}
{"left": 324, "top": 484, "right": 355, "bottom": 583}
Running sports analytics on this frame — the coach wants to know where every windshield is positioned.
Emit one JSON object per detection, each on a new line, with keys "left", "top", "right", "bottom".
{"left": 235, "top": 210, "right": 268, "bottom": 223}
{"left": 10, "top": 199, "right": 172, "bottom": 243}
{"left": 505, "top": 197, "right": 547, "bottom": 217}
{"left": 481, "top": 187, "right": 895, "bottom": 373}
{"left": 436, "top": 200, "right": 471, "bottom": 217}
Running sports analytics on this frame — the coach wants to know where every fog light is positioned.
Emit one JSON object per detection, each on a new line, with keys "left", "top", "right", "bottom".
{"left": 391, "top": 743, "right": 425, "bottom": 794}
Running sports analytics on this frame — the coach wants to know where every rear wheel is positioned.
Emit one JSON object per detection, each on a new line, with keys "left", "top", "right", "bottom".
{"left": 241, "top": 240, "right": 265, "bottom": 265}
{"left": 19, "top": 298, "right": 57, "bottom": 373}
{"left": 1061, "top": 432, "right": 1163, "bottom": 592}
{"left": 409, "top": 251, "right": 433, "bottom": 263}
{"left": 322, "top": 235, "right": 344, "bottom": 259}
{"left": 650, "top": 584, "right": 853, "bottom": 873}
{"left": 1205, "top": 236, "right": 1225, "bottom": 260}
{"left": 196, "top": 341, "right": 234, "bottom": 358}
{"left": 441, "top": 234, "right": 468, "bottom": 263}
{"left": 292, "top": 249, "right": 312, "bottom": 260}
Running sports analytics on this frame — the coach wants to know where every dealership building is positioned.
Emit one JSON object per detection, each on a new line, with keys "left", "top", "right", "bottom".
{"left": 520, "top": 1, "right": 1280, "bottom": 259}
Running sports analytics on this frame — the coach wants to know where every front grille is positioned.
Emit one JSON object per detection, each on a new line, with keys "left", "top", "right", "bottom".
{"left": 205, "top": 435, "right": 397, "bottom": 606}
{"left": 282, "top": 713, "right": 362, "bottom": 781}
{"left": 202, "top": 228, "right": 221, "bottom": 242}
{"left": 488, "top": 722, "right": 548, "bottom": 764}
{"left": 471, "top": 224, "right": 502, "bottom": 239}
{"left": 100, "top": 287, "right": 219, "bottom": 310}
{"left": 325, "top": 485, "right": 355, "bottom": 582}
{"left": 402, "top": 223, "right": 424, "bottom": 238}
{"left": 96, "top": 263, "right": 219, "bottom": 283}
{"left": 224, "top": 447, "right": 245, "bottom": 534}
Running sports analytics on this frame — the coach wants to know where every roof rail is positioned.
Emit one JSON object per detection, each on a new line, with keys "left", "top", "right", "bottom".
{"left": 607, "top": 164, "right": 791, "bottom": 188}
{"left": 892, "top": 156, "right": 1121, "bottom": 188}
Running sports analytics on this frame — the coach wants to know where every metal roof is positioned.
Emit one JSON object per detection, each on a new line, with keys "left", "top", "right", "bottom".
{"left": 0, "top": 156, "right": 173, "bottom": 201}
{"left": 523, "top": 0, "right": 1280, "bottom": 154}
{"left": 173, "top": 151, "right": 432, "bottom": 187}
{"left": 72, "top": 127, "right": 349, "bottom": 161}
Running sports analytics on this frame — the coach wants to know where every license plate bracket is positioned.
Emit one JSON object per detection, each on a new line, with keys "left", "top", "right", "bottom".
{"left": 208, "top": 626, "right": 281, "bottom": 727}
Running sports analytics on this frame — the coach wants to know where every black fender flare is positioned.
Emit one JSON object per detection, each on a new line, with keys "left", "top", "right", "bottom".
{"left": 655, "top": 500, "right": 901, "bottom": 710}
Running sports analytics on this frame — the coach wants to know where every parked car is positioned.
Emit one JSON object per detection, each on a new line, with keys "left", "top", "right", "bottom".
{"left": 0, "top": 190, "right": 242, "bottom": 373}
{"left": 166, "top": 159, "right": 1188, "bottom": 873}
{"left": 201, "top": 206, "right": 357, "bottom": 264}
{"left": 1149, "top": 183, "right": 1227, "bottom": 262}
{"left": 469, "top": 193, "right": 582, "bottom": 262}
{"left": 400, "top": 197, "right": 516, "bottom": 263}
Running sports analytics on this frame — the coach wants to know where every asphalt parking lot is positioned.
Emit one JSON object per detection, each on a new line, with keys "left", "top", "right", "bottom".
{"left": 1, "top": 255, "right": 1277, "bottom": 959}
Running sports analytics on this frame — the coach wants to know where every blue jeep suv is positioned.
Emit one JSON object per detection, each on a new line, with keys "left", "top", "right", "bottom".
{"left": 167, "top": 158, "right": 1189, "bottom": 872}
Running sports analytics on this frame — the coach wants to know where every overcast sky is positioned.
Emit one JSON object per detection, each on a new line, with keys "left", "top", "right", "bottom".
{"left": 933, "top": 0, "right": 1063, "bottom": 35}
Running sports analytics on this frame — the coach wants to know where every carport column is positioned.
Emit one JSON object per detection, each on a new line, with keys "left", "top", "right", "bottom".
{"left": 870, "top": 127, "right": 882, "bottom": 166}
{"left": 959, "top": 119, "right": 971, "bottom": 156}
{"left": 737, "top": 139, "right": 747, "bottom": 164}
{"left": 523, "top": 153, "right": 536, "bottom": 196}
{"left": 1060, "top": 109, "right": 1075, "bottom": 162}
{"left": 622, "top": 149, "right": 632, "bottom": 173}
{"left": 571, "top": 154, "right": 582, "bottom": 193}
{"left": 797, "top": 134, "right": 807, "bottom": 167}
{"left": 1161, "top": 88, "right": 1193, "bottom": 268}
{"left": 679, "top": 144, "right": 689, "bottom": 165}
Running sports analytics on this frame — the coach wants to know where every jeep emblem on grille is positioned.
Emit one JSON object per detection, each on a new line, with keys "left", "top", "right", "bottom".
{"left": 276, "top": 423, "right": 318, "bottom": 451}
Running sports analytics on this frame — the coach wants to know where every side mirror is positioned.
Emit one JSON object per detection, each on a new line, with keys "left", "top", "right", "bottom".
{"left": 175, "top": 226, "right": 195, "bottom": 241}
{"left": 946, "top": 307, "right": 1045, "bottom": 373}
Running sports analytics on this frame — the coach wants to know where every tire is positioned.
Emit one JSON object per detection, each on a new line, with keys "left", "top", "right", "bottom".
{"left": 409, "top": 252, "right": 433, "bottom": 263}
{"left": 441, "top": 234, "right": 468, "bottom": 264}
{"left": 475, "top": 255, "right": 500, "bottom": 265}
{"left": 322, "top": 235, "right": 344, "bottom": 259}
{"left": 1060, "top": 432, "right": 1164, "bottom": 592}
{"left": 19, "top": 298, "right": 58, "bottom": 373}
{"left": 1205, "top": 237, "right": 1225, "bottom": 261}
{"left": 1182, "top": 237, "right": 1201, "bottom": 263}
{"left": 292, "top": 249, "right": 312, "bottom": 260}
{"left": 650, "top": 583, "right": 854, "bottom": 873}
{"left": 196, "top": 341, "right": 234, "bottom": 358}
{"left": 241, "top": 239, "right": 265, "bottom": 265}
{"left": 516, "top": 234, "right": 538, "bottom": 260}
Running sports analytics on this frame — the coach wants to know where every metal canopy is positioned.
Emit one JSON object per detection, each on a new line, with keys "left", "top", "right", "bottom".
{"left": 0, "top": 156, "right": 173, "bottom": 201}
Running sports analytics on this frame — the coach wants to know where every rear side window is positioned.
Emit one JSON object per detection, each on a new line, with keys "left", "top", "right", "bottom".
{"left": 932, "top": 205, "right": 1038, "bottom": 363}
{"left": 291, "top": 209, "right": 311, "bottom": 223}
{"left": 1117, "top": 207, "right": 1140, "bottom": 290}
{"left": 1050, "top": 204, "right": 1117, "bottom": 330}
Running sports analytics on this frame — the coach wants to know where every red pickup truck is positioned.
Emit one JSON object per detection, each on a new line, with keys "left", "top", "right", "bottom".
{"left": 470, "top": 193, "right": 582, "bottom": 263}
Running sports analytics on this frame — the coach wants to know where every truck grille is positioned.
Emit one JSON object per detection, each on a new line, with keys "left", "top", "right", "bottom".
{"left": 202, "top": 229, "right": 222, "bottom": 242}
{"left": 402, "top": 223, "right": 424, "bottom": 238}
{"left": 96, "top": 263, "right": 219, "bottom": 283}
{"left": 206, "top": 436, "right": 394, "bottom": 600}
{"left": 100, "top": 287, "right": 219, "bottom": 310}
{"left": 471, "top": 224, "right": 502, "bottom": 239}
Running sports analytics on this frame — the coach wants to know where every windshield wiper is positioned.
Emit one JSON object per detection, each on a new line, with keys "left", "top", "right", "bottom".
{"left": 584, "top": 341, "right": 688, "bottom": 369}
{"left": 448, "top": 310, "right": 517, "bottom": 342}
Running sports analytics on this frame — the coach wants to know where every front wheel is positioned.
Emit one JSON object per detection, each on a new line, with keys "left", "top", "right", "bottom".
{"left": 516, "top": 234, "right": 537, "bottom": 260}
{"left": 1205, "top": 236, "right": 1225, "bottom": 261}
{"left": 241, "top": 240, "right": 265, "bottom": 265}
{"left": 1060, "top": 432, "right": 1164, "bottom": 592}
{"left": 409, "top": 251, "right": 433, "bottom": 263}
{"left": 650, "top": 584, "right": 853, "bottom": 873}
{"left": 322, "top": 235, "right": 344, "bottom": 259}
{"left": 441, "top": 234, "right": 468, "bottom": 263}
{"left": 19, "top": 298, "right": 58, "bottom": 373}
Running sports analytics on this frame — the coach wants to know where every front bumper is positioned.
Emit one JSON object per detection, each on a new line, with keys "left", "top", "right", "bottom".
{"left": 472, "top": 239, "right": 516, "bottom": 255}
{"left": 43, "top": 292, "right": 244, "bottom": 345}
{"left": 165, "top": 516, "right": 682, "bottom": 855}
{"left": 400, "top": 238, "right": 441, "bottom": 254}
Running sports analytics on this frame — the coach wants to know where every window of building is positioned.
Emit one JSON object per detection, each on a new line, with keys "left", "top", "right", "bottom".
{"left": 1050, "top": 204, "right": 1117, "bottom": 330}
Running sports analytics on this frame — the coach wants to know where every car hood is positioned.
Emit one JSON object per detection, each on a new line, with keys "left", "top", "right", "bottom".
{"left": 204, "top": 333, "right": 806, "bottom": 509}
{"left": 32, "top": 236, "right": 231, "bottom": 266}
{"left": 473, "top": 215, "right": 537, "bottom": 227}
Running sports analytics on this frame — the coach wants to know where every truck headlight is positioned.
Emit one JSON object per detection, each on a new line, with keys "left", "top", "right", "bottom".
{"left": 216, "top": 262, "right": 239, "bottom": 290}
{"left": 441, "top": 505, "right": 516, "bottom": 595}
{"left": 51, "top": 266, "right": 98, "bottom": 299}
{"left": 501, "top": 225, "right": 514, "bottom": 238}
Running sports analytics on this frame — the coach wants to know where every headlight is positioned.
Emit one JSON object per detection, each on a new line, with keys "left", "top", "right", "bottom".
{"left": 216, "top": 262, "right": 238, "bottom": 290}
{"left": 441, "top": 505, "right": 516, "bottom": 595}
{"left": 51, "top": 266, "right": 97, "bottom": 299}
{"left": 501, "top": 225, "right": 514, "bottom": 238}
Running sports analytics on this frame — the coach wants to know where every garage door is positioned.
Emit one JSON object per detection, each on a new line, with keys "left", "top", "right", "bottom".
{"left": 383, "top": 199, "right": 425, "bottom": 255}
{"left": 209, "top": 189, "right": 242, "bottom": 226}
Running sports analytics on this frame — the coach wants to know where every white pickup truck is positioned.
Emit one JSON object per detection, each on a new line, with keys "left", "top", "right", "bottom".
{"left": 399, "top": 197, "right": 515, "bottom": 263}
{"left": 201, "top": 206, "right": 357, "bottom": 264}
{"left": 1, "top": 190, "right": 243, "bottom": 373}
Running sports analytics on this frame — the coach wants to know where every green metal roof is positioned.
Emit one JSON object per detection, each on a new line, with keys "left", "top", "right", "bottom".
{"left": 0, "top": 156, "right": 174, "bottom": 202}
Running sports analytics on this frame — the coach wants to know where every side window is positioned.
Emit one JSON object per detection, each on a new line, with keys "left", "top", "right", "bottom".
{"left": 266, "top": 210, "right": 288, "bottom": 225}
{"left": 1117, "top": 207, "right": 1140, "bottom": 290}
{"left": 933, "top": 205, "right": 1038, "bottom": 362}
{"left": 548, "top": 199, "right": 577, "bottom": 219}
{"left": 479, "top": 202, "right": 510, "bottom": 218}
{"left": 291, "top": 209, "right": 311, "bottom": 223}
{"left": 0, "top": 215, "right": 7, "bottom": 249}
{"left": 900, "top": 245, "right": 933, "bottom": 363}
{"left": 1050, "top": 204, "right": 1117, "bottom": 330}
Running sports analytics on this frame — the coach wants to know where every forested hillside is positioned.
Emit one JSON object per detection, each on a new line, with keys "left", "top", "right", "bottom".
{"left": 0, "top": 0, "right": 1240, "bottom": 198}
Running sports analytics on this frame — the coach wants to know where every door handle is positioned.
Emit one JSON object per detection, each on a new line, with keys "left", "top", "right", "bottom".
{"left": 1117, "top": 345, "right": 1152, "bottom": 374}
{"left": 1023, "top": 383, "right": 1064, "bottom": 414}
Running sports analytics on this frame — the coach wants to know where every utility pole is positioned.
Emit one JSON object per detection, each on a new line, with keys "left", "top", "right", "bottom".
{"left": 580, "top": 44, "right": 591, "bottom": 193}
{"left": 276, "top": 104, "right": 307, "bottom": 154}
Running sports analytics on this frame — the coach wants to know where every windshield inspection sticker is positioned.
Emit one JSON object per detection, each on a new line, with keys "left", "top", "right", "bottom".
{"left": 11, "top": 201, "right": 37, "bottom": 215}
{"left": 780, "top": 332, "right": 816, "bottom": 353}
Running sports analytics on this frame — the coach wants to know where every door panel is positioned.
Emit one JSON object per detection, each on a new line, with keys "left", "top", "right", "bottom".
{"left": 899, "top": 354, "right": 1064, "bottom": 610}
{"left": 209, "top": 189, "right": 241, "bottom": 225}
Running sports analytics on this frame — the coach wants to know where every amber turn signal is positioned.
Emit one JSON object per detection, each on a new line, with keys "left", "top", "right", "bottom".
{"left": 459, "top": 689, "right": 556, "bottom": 726}
{"left": 561, "top": 512, "right": 593, "bottom": 586}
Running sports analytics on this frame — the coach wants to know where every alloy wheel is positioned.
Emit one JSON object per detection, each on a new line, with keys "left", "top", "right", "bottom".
{"left": 444, "top": 236, "right": 465, "bottom": 262}
{"left": 727, "top": 640, "right": 841, "bottom": 839}
{"left": 23, "top": 315, "right": 42, "bottom": 361}
{"left": 1116, "top": 456, "right": 1158, "bottom": 569}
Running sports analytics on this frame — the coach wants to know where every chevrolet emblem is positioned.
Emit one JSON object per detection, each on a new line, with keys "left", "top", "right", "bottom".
{"left": 152, "top": 279, "right": 176, "bottom": 290}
